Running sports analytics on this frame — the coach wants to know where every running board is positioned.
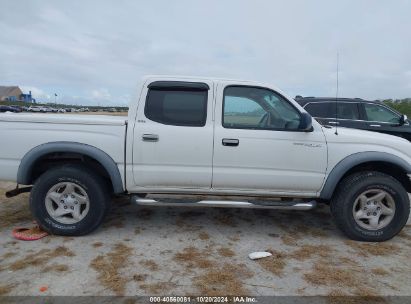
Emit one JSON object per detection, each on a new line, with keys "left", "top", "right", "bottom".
{"left": 132, "top": 196, "right": 316, "bottom": 210}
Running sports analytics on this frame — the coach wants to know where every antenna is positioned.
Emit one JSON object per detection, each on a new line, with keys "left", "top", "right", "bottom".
{"left": 335, "top": 52, "right": 339, "bottom": 135}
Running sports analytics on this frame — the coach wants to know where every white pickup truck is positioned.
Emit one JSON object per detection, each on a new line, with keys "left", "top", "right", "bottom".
{"left": 1, "top": 76, "right": 410, "bottom": 241}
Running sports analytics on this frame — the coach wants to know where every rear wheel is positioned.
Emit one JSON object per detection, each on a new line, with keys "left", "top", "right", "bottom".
{"left": 30, "top": 165, "right": 110, "bottom": 236}
{"left": 331, "top": 171, "right": 410, "bottom": 242}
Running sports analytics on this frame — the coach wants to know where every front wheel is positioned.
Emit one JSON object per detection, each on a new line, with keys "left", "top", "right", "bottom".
{"left": 331, "top": 171, "right": 410, "bottom": 242}
{"left": 30, "top": 165, "right": 111, "bottom": 236}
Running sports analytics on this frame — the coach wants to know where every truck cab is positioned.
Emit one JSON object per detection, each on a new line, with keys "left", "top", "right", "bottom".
{"left": 127, "top": 76, "right": 326, "bottom": 197}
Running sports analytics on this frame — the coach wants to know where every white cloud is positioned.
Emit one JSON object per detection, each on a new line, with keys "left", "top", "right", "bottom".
{"left": 20, "top": 86, "right": 51, "bottom": 101}
{"left": 90, "top": 88, "right": 111, "bottom": 101}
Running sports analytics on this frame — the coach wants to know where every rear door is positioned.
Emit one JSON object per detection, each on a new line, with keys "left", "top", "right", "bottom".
{"left": 304, "top": 101, "right": 366, "bottom": 129}
{"left": 132, "top": 80, "right": 214, "bottom": 189}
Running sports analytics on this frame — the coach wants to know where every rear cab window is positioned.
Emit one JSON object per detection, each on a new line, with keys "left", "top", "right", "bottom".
{"left": 144, "top": 81, "right": 209, "bottom": 127}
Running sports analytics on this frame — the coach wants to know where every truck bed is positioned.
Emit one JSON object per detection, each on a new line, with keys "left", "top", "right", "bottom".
{"left": 0, "top": 113, "right": 127, "bottom": 126}
{"left": 0, "top": 113, "right": 127, "bottom": 183}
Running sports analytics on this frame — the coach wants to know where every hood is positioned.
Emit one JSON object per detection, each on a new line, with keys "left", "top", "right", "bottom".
{"left": 322, "top": 126, "right": 411, "bottom": 161}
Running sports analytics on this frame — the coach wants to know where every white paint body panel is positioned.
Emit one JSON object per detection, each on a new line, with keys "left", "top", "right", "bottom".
{"left": 1, "top": 76, "right": 411, "bottom": 199}
{"left": 0, "top": 113, "right": 126, "bottom": 183}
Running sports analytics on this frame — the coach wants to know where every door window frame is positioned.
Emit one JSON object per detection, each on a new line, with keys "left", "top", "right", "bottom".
{"left": 221, "top": 85, "right": 304, "bottom": 132}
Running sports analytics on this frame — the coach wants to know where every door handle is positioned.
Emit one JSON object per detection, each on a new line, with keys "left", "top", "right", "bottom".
{"left": 222, "top": 138, "right": 239, "bottom": 146}
{"left": 142, "top": 134, "right": 159, "bottom": 142}
{"left": 369, "top": 124, "right": 381, "bottom": 127}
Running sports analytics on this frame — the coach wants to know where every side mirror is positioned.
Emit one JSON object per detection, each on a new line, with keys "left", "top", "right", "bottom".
{"left": 299, "top": 112, "right": 313, "bottom": 132}
{"left": 399, "top": 114, "right": 408, "bottom": 126}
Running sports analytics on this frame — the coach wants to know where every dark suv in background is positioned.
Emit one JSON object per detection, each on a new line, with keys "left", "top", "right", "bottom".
{"left": 295, "top": 97, "right": 411, "bottom": 141}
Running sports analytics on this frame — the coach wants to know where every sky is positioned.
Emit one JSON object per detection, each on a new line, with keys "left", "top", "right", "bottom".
{"left": 1, "top": 0, "right": 411, "bottom": 106}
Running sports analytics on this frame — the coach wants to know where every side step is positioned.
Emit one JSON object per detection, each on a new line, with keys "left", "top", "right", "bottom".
{"left": 132, "top": 196, "right": 316, "bottom": 210}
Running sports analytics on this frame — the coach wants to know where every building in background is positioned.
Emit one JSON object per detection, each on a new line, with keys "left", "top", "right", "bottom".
{"left": 0, "top": 86, "right": 36, "bottom": 103}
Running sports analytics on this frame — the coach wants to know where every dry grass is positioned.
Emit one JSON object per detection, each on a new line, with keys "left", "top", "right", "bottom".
{"left": 140, "top": 282, "right": 175, "bottom": 294}
{"left": 90, "top": 242, "right": 133, "bottom": 295}
{"left": 290, "top": 244, "right": 333, "bottom": 260}
{"left": 175, "top": 218, "right": 203, "bottom": 232}
{"left": 92, "top": 242, "right": 103, "bottom": 248}
{"left": 0, "top": 284, "right": 15, "bottom": 296}
{"left": 228, "top": 235, "right": 241, "bottom": 242}
{"left": 42, "top": 264, "right": 69, "bottom": 273}
{"left": 345, "top": 241, "right": 399, "bottom": 257}
{"left": 281, "top": 234, "right": 299, "bottom": 246}
{"left": 398, "top": 230, "right": 411, "bottom": 241}
{"left": 217, "top": 247, "right": 235, "bottom": 257}
{"left": 173, "top": 246, "right": 214, "bottom": 269}
{"left": 194, "top": 263, "right": 253, "bottom": 296}
{"left": 213, "top": 212, "right": 237, "bottom": 227}
{"left": 139, "top": 259, "right": 159, "bottom": 271}
{"left": 198, "top": 232, "right": 210, "bottom": 240}
{"left": 0, "top": 196, "right": 32, "bottom": 230}
{"left": 1, "top": 252, "right": 15, "bottom": 259}
{"left": 257, "top": 250, "right": 287, "bottom": 277}
{"left": 140, "top": 282, "right": 176, "bottom": 294}
{"left": 371, "top": 268, "right": 390, "bottom": 276}
{"left": 9, "top": 246, "right": 75, "bottom": 271}
{"left": 327, "top": 290, "right": 371, "bottom": 304}
{"left": 304, "top": 262, "right": 365, "bottom": 291}
{"left": 133, "top": 274, "right": 147, "bottom": 282}
{"left": 338, "top": 257, "right": 359, "bottom": 267}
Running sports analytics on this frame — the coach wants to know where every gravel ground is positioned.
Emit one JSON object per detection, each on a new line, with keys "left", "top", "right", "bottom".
{"left": 0, "top": 181, "right": 410, "bottom": 297}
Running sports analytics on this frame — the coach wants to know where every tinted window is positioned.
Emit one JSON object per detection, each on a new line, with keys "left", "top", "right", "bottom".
{"left": 337, "top": 103, "right": 360, "bottom": 120}
{"left": 145, "top": 89, "right": 207, "bottom": 126}
{"left": 305, "top": 102, "right": 359, "bottom": 120}
{"left": 304, "top": 103, "right": 334, "bottom": 118}
{"left": 364, "top": 104, "right": 399, "bottom": 123}
{"left": 223, "top": 86, "right": 301, "bottom": 130}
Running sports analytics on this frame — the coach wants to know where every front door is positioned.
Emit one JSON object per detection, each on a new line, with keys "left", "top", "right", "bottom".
{"left": 362, "top": 103, "right": 408, "bottom": 139}
{"left": 132, "top": 80, "right": 214, "bottom": 189}
{"left": 212, "top": 84, "right": 327, "bottom": 195}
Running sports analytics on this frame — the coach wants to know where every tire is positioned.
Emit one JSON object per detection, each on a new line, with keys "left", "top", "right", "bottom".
{"left": 30, "top": 165, "right": 111, "bottom": 236}
{"left": 331, "top": 171, "right": 410, "bottom": 242}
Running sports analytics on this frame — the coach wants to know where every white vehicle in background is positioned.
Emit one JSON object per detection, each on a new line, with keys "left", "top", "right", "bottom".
{"left": 0, "top": 76, "right": 410, "bottom": 241}
{"left": 28, "top": 106, "right": 42, "bottom": 112}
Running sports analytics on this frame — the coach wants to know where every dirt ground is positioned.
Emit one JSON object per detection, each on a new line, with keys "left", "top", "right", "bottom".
{"left": 0, "top": 181, "right": 410, "bottom": 297}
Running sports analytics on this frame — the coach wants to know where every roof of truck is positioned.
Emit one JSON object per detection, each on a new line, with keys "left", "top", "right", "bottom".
{"left": 143, "top": 75, "right": 265, "bottom": 84}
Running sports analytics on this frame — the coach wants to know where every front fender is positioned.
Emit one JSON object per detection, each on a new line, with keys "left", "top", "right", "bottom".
{"left": 320, "top": 151, "right": 411, "bottom": 200}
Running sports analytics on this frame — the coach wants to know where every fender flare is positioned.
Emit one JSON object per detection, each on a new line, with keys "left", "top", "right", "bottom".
{"left": 17, "top": 142, "right": 124, "bottom": 194}
{"left": 320, "top": 151, "right": 411, "bottom": 200}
